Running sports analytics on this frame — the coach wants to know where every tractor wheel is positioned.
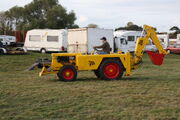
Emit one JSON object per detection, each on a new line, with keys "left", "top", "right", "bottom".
{"left": 57, "top": 65, "right": 77, "bottom": 82}
{"left": 94, "top": 70, "right": 100, "bottom": 78}
{"left": 99, "top": 59, "right": 124, "bottom": 80}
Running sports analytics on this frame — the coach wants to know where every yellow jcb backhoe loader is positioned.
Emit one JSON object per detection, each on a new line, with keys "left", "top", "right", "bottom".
{"left": 39, "top": 25, "right": 167, "bottom": 81}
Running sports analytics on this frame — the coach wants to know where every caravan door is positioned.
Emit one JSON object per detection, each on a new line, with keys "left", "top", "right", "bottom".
{"left": 127, "top": 36, "right": 136, "bottom": 52}
{"left": 114, "top": 37, "right": 128, "bottom": 53}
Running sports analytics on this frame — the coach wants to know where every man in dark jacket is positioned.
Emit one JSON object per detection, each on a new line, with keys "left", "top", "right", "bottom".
{"left": 93, "top": 37, "right": 110, "bottom": 54}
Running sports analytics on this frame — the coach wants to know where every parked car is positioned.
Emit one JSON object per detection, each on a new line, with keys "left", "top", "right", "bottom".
{"left": 167, "top": 44, "right": 180, "bottom": 54}
{"left": 0, "top": 35, "right": 16, "bottom": 46}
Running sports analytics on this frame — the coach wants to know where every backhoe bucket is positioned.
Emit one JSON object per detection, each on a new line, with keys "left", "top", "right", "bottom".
{"left": 146, "top": 51, "right": 165, "bottom": 66}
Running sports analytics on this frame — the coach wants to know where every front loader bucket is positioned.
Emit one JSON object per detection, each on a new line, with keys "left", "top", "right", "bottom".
{"left": 146, "top": 51, "right": 165, "bottom": 66}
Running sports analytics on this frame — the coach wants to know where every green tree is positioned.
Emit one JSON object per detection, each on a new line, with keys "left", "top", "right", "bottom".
{"left": 169, "top": 26, "right": 180, "bottom": 39}
{"left": 126, "top": 22, "right": 134, "bottom": 27}
{"left": 87, "top": 24, "right": 98, "bottom": 28}
{"left": 47, "top": 5, "right": 78, "bottom": 29}
{"left": 5, "top": 0, "right": 78, "bottom": 31}
{"left": 115, "top": 22, "right": 143, "bottom": 31}
{"left": 170, "top": 26, "right": 180, "bottom": 32}
{"left": 0, "top": 12, "right": 13, "bottom": 35}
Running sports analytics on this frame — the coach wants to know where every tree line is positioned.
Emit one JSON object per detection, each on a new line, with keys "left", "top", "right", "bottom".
{"left": 0, "top": 0, "right": 78, "bottom": 35}
{"left": 0, "top": 0, "right": 179, "bottom": 38}
{"left": 169, "top": 26, "right": 180, "bottom": 38}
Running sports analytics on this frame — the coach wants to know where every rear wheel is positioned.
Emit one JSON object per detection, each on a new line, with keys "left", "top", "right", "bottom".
{"left": 57, "top": 65, "right": 77, "bottom": 82}
{"left": 99, "top": 59, "right": 124, "bottom": 80}
{"left": 40, "top": 48, "right": 46, "bottom": 54}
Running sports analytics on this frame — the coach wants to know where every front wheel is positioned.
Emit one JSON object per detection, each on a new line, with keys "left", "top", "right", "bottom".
{"left": 98, "top": 60, "right": 124, "bottom": 80}
{"left": 57, "top": 65, "right": 77, "bottom": 82}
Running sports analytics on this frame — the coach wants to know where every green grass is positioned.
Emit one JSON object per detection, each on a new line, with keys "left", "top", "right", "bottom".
{"left": 0, "top": 53, "right": 180, "bottom": 120}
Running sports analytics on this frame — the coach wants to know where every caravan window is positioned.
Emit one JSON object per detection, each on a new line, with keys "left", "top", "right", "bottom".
{"left": 160, "top": 38, "right": 164, "bottom": 42}
{"left": 120, "top": 38, "right": 128, "bottom": 45}
{"left": 47, "top": 36, "right": 59, "bottom": 42}
{"left": 120, "top": 38, "right": 124, "bottom": 44}
{"left": 128, "top": 36, "right": 135, "bottom": 41}
{"left": 29, "top": 35, "right": 41, "bottom": 41}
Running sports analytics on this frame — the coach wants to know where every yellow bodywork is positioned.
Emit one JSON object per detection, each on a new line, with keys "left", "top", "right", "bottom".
{"left": 39, "top": 25, "right": 167, "bottom": 77}
{"left": 39, "top": 52, "right": 131, "bottom": 76}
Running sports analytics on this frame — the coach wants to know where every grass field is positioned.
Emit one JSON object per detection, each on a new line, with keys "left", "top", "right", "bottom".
{"left": 0, "top": 53, "right": 180, "bottom": 120}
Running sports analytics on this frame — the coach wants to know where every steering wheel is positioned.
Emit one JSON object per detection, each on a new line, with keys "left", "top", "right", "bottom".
{"left": 91, "top": 48, "right": 101, "bottom": 55}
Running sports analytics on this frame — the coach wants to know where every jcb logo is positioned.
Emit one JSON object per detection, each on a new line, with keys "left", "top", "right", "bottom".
{"left": 89, "top": 61, "right": 95, "bottom": 66}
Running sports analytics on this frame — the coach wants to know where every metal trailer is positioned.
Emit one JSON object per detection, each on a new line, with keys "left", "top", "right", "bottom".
{"left": 67, "top": 28, "right": 114, "bottom": 54}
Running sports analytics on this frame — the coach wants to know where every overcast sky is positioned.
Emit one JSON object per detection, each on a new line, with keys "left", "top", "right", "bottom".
{"left": 1, "top": 0, "right": 180, "bottom": 32}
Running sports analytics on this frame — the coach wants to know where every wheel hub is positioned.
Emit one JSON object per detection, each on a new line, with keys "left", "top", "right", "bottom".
{"left": 103, "top": 63, "right": 120, "bottom": 79}
{"left": 62, "top": 69, "right": 74, "bottom": 80}
{"left": 65, "top": 72, "right": 70, "bottom": 76}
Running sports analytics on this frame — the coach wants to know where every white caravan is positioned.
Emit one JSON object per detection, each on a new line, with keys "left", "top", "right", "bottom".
{"left": 114, "top": 30, "right": 142, "bottom": 53}
{"left": 177, "top": 34, "right": 180, "bottom": 41}
{"left": 114, "top": 31, "right": 169, "bottom": 53}
{"left": 157, "top": 34, "right": 169, "bottom": 48}
{"left": 68, "top": 28, "right": 114, "bottom": 54}
{"left": 24, "top": 29, "right": 67, "bottom": 53}
{"left": 0, "top": 35, "right": 16, "bottom": 46}
{"left": 177, "top": 34, "right": 180, "bottom": 44}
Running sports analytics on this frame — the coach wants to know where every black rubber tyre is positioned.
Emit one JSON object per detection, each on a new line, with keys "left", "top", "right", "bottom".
{"left": 0, "top": 49, "right": 4, "bottom": 55}
{"left": 94, "top": 70, "right": 100, "bottom": 78}
{"left": 40, "top": 48, "right": 46, "bottom": 54}
{"left": 98, "top": 59, "right": 124, "bottom": 80}
{"left": 57, "top": 65, "right": 77, "bottom": 82}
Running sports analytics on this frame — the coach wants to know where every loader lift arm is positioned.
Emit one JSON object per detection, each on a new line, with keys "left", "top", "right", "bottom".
{"left": 133, "top": 25, "right": 167, "bottom": 67}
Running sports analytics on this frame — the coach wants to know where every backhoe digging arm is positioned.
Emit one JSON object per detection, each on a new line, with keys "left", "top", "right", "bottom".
{"left": 133, "top": 25, "right": 167, "bottom": 67}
